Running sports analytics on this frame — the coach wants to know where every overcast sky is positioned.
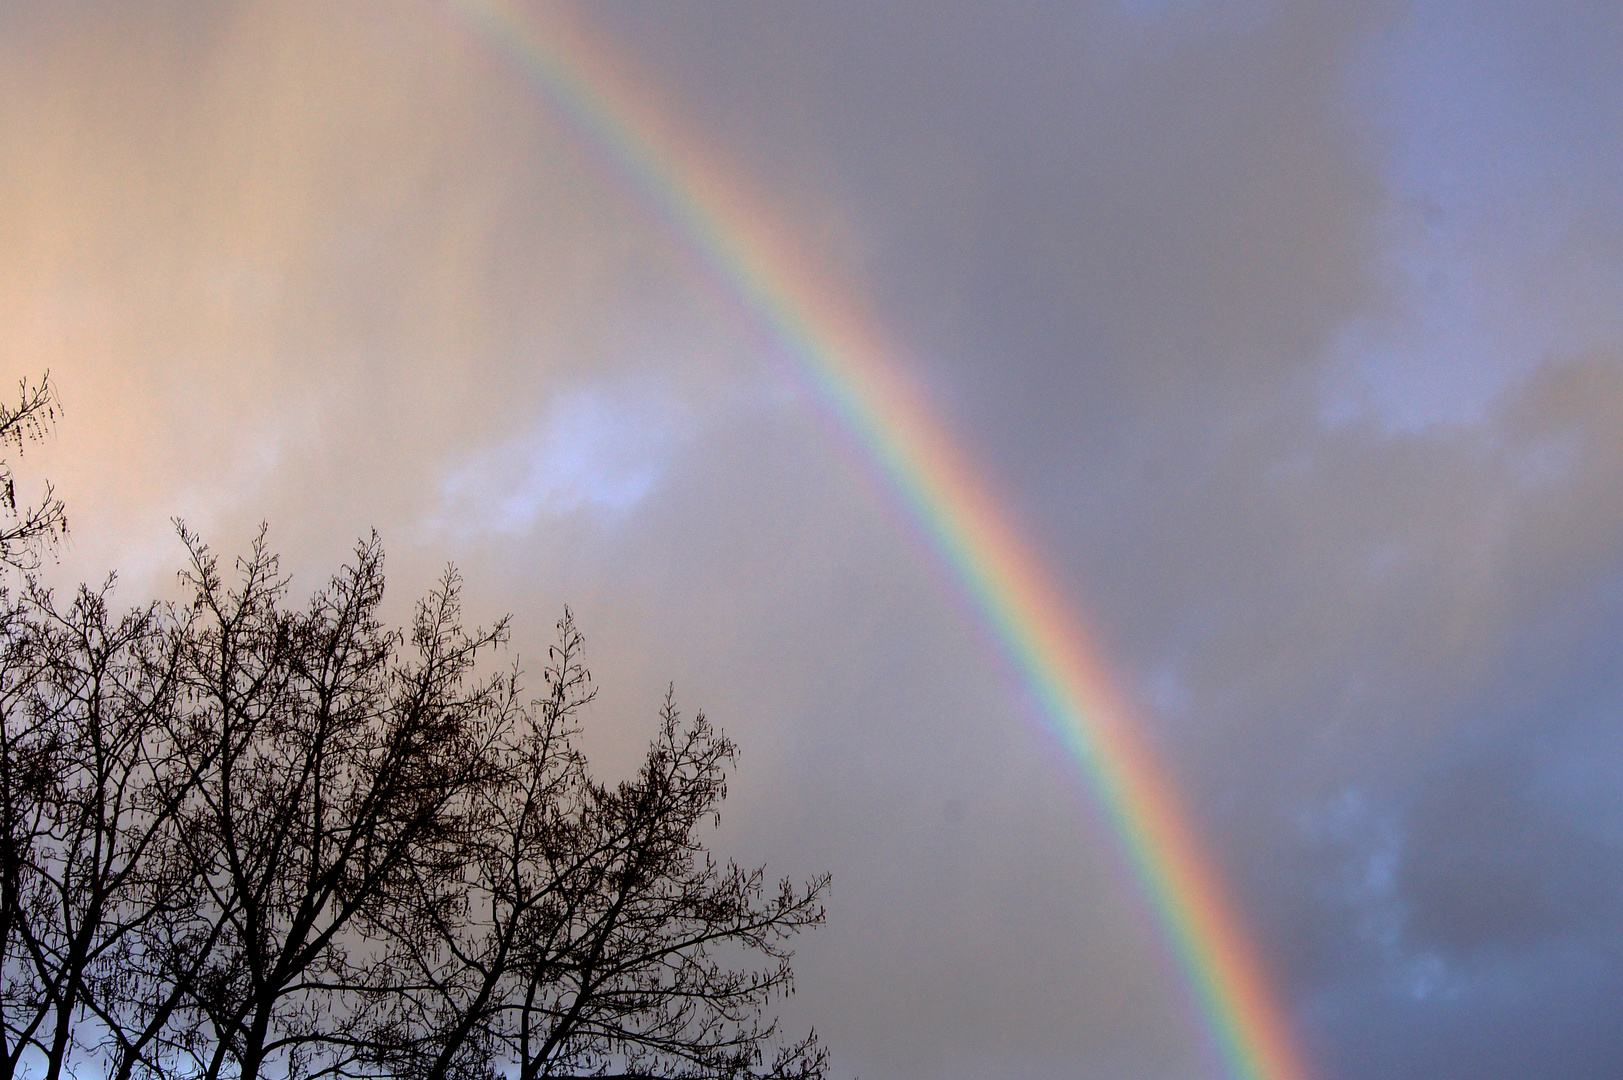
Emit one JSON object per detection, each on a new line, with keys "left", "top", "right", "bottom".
{"left": 4, "top": 2, "right": 1623, "bottom": 1078}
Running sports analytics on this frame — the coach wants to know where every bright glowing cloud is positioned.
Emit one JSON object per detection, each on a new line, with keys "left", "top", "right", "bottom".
{"left": 431, "top": 382, "right": 685, "bottom": 536}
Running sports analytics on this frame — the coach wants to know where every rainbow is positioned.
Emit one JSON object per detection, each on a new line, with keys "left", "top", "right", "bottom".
{"left": 447, "top": 3, "right": 1311, "bottom": 1079}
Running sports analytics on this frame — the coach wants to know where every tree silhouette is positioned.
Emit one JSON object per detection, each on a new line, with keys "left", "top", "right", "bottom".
{"left": 367, "top": 614, "right": 828, "bottom": 1080}
{"left": 0, "top": 374, "right": 67, "bottom": 571}
{"left": 0, "top": 377, "right": 831, "bottom": 1080}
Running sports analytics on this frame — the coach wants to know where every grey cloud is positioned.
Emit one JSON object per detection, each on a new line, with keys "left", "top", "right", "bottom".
{"left": 1402, "top": 743, "right": 1623, "bottom": 955}
{"left": 586, "top": 4, "right": 1623, "bottom": 1074}
{"left": 7, "top": 2, "right": 1623, "bottom": 1079}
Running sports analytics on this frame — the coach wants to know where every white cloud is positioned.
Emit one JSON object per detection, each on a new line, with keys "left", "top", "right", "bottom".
{"left": 429, "top": 383, "right": 687, "bottom": 538}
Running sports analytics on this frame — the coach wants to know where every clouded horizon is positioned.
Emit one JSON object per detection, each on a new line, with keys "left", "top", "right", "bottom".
{"left": 4, "top": 2, "right": 1622, "bottom": 1078}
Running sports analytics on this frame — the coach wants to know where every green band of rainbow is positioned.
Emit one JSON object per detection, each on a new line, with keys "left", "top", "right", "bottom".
{"left": 449, "top": 4, "right": 1311, "bottom": 1078}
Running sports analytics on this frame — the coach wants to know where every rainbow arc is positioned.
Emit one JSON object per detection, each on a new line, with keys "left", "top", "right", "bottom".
{"left": 450, "top": 4, "right": 1310, "bottom": 1078}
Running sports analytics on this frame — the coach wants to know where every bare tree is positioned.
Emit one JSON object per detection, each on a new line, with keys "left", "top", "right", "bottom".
{"left": 358, "top": 610, "right": 598, "bottom": 1080}
{"left": 0, "top": 389, "right": 833, "bottom": 1080}
{"left": 0, "top": 584, "right": 52, "bottom": 1078}
{"left": 369, "top": 613, "right": 830, "bottom": 1080}
{"left": 0, "top": 580, "right": 189, "bottom": 1080}
{"left": 156, "top": 531, "right": 511, "bottom": 1080}
{"left": 0, "top": 374, "right": 67, "bottom": 571}
{"left": 0, "top": 372, "right": 79, "bottom": 1080}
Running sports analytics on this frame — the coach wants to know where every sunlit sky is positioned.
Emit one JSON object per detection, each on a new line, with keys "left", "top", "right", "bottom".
{"left": 6, "top": 3, "right": 1623, "bottom": 1078}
